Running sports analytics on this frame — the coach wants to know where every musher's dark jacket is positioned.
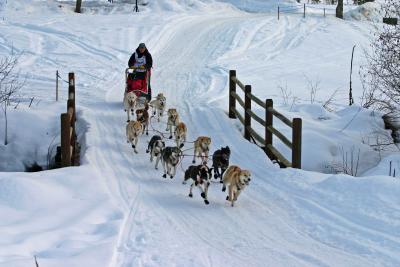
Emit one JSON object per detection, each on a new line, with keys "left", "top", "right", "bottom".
{"left": 128, "top": 48, "right": 153, "bottom": 69}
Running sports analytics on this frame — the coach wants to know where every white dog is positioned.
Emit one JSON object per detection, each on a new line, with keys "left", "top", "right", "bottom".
{"left": 149, "top": 93, "right": 166, "bottom": 122}
{"left": 174, "top": 122, "right": 187, "bottom": 148}
{"left": 126, "top": 120, "right": 143, "bottom": 154}
{"left": 124, "top": 91, "right": 138, "bottom": 122}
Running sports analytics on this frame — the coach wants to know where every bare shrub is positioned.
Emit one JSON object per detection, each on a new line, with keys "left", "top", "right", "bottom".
{"left": 361, "top": 122, "right": 400, "bottom": 159}
{"left": 323, "top": 89, "right": 340, "bottom": 112}
{"left": 0, "top": 51, "right": 25, "bottom": 145}
{"left": 277, "top": 81, "right": 292, "bottom": 106}
{"left": 360, "top": 0, "right": 400, "bottom": 112}
{"left": 304, "top": 75, "right": 321, "bottom": 104}
{"left": 328, "top": 146, "right": 361, "bottom": 176}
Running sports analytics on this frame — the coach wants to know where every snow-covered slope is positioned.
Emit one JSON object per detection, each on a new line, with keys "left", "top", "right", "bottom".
{"left": 0, "top": 1, "right": 399, "bottom": 267}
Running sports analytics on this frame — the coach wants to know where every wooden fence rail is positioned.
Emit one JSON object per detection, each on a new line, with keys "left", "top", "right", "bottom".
{"left": 228, "top": 70, "right": 302, "bottom": 169}
{"left": 60, "top": 72, "right": 79, "bottom": 167}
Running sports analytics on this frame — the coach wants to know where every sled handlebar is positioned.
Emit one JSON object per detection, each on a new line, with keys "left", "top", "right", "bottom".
{"left": 126, "top": 67, "right": 147, "bottom": 74}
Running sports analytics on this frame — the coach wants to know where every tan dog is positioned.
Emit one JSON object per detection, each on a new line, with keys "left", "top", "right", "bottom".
{"left": 192, "top": 136, "right": 211, "bottom": 164}
{"left": 126, "top": 120, "right": 143, "bottom": 154}
{"left": 166, "top": 108, "right": 180, "bottom": 139}
{"left": 123, "top": 91, "right": 137, "bottom": 122}
{"left": 222, "top": 165, "right": 251, "bottom": 207}
{"left": 136, "top": 102, "right": 149, "bottom": 136}
{"left": 149, "top": 93, "right": 166, "bottom": 122}
{"left": 174, "top": 122, "right": 187, "bottom": 148}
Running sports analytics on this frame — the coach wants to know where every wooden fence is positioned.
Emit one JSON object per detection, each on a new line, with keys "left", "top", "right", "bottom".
{"left": 228, "top": 70, "right": 302, "bottom": 169}
{"left": 60, "top": 73, "right": 79, "bottom": 167}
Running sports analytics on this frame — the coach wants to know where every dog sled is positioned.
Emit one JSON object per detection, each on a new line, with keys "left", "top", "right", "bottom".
{"left": 125, "top": 67, "right": 151, "bottom": 103}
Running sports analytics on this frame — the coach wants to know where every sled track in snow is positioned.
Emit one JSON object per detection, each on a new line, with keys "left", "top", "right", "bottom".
{"left": 100, "top": 14, "right": 388, "bottom": 267}
{"left": 1, "top": 6, "right": 399, "bottom": 266}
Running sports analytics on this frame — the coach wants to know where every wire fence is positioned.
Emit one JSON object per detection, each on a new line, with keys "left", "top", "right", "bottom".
{"left": 277, "top": 4, "right": 339, "bottom": 19}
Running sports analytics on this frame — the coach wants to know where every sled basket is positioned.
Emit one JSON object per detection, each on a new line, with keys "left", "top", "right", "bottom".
{"left": 125, "top": 68, "right": 151, "bottom": 100}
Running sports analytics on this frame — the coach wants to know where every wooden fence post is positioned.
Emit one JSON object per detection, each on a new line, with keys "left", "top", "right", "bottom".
{"left": 265, "top": 99, "right": 273, "bottom": 157}
{"left": 68, "top": 73, "right": 75, "bottom": 100}
{"left": 56, "top": 70, "right": 59, "bottom": 102}
{"left": 229, "top": 70, "right": 237, "bottom": 119}
{"left": 278, "top": 6, "right": 280, "bottom": 20}
{"left": 68, "top": 72, "right": 76, "bottom": 119}
{"left": 61, "top": 113, "right": 71, "bottom": 167}
{"left": 292, "top": 118, "right": 302, "bottom": 169}
{"left": 244, "top": 85, "right": 251, "bottom": 141}
{"left": 67, "top": 99, "right": 76, "bottom": 166}
{"left": 303, "top": 4, "right": 306, "bottom": 18}
{"left": 75, "top": 0, "right": 82, "bottom": 13}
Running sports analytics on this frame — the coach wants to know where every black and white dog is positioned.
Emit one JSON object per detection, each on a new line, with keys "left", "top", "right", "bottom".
{"left": 212, "top": 146, "right": 231, "bottom": 183}
{"left": 183, "top": 164, "right": 213, "bottom": 205}
{"left": 147, "top": 135, "right": 165, "bottom": 170}
{"left": 161, "top": 146, "right": 182, "bottom": 179}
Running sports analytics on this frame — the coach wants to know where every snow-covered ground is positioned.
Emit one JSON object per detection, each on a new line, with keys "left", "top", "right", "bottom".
{"left": 0, "top": 0, "right": 399, "bottom": 267}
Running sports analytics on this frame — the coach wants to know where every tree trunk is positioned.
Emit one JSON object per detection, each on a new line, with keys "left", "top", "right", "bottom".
{"left": 3, "top": 104, "right": 7, "bottom": 145}
{"left": 75, "top": 0, "right": 82, "bottom": 13}
{"left": 336, "top": 0, "right": 343, "bottom": 19}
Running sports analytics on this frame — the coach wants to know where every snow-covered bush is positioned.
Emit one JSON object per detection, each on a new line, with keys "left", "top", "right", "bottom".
{"left": 361, "top": 0, "right": 400, "bottom": 112}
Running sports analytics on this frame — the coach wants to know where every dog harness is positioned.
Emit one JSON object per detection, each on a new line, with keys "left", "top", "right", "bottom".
{"left": 138, "top": 115, "right": 146, "bottom": 124}
{"left": 169, "top": 115, "right": 178, "bottom": 125}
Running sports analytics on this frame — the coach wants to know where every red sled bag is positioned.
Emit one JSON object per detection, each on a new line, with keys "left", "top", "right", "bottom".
{"left": 125, "top": 68, "right": 151, "bottom": 98}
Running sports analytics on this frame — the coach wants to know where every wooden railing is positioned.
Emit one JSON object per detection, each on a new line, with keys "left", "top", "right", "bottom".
{"left": 60, "top": 73, "right": 79, "bottom": 167}
{"left": 228, "top": 70, "right": 302, "bottom": 169}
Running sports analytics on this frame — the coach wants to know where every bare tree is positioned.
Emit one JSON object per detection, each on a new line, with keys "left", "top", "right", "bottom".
{"left": 336, "top": 0, "right": 343, "bottom": 18}
{"left": 75, "top": 0, "right": 82, "bottom": 13}
{"left": 0, "top": 52, "right": 24, "bottom": 145}
{"left": 360, "top": 0, "right": 400, "bottom": 112}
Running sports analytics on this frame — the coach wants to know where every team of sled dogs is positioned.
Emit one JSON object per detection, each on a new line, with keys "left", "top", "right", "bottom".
{"left": 124, "top": 91, "right": 251, "bottom": 206}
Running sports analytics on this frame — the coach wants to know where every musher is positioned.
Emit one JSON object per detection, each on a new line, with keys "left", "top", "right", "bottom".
{"left": 128, "top": 43, "right": 153, "bottom": 100}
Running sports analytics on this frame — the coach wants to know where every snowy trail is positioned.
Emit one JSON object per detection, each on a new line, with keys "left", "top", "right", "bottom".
{"left": 91, "top": 14, "right": 396, "bottom": 267}
{"left": 1, "top": 2, "right": 400, "bottom": 267}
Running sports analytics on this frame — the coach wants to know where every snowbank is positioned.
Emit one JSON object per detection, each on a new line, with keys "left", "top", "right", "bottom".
{"left": 0, "top": 102, "right": 64, "bottom": 171}
{"left": 363, "top": 153, "right": 400, "bottom": 177}
{"left": 0, "top": 0, "right": 300, "bottom": 15}
{"left": 345, "top": 2, "right": 383, "bottom": 22}
{"left": 218, "top": 0, "right": 298, "bottom": 12}
{"left": 0, "top": 166, "right": 123, "bottom": 267}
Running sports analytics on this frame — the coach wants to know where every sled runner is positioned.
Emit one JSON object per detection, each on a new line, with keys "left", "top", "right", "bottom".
{"left": 125, "top": 67, "right": 151, "bottom": 101}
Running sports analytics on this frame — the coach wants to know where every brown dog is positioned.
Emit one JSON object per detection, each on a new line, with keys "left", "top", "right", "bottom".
{"left": 166, "top": 108, "right": 180, "bottom": 139}
{"left": 222, "top": 165, "right": 251, "bottom": 207}
{"left": 126, "top": 120, "right": 144, "bottom": 154}
{"left": 136, "top": 102, "right": 149, "bottom": 136}
{"left": 192, "top": 136, "right": 211, "bottom": 164}
{"left": 174, "top": 122, "right": 187, "bottom": 148}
